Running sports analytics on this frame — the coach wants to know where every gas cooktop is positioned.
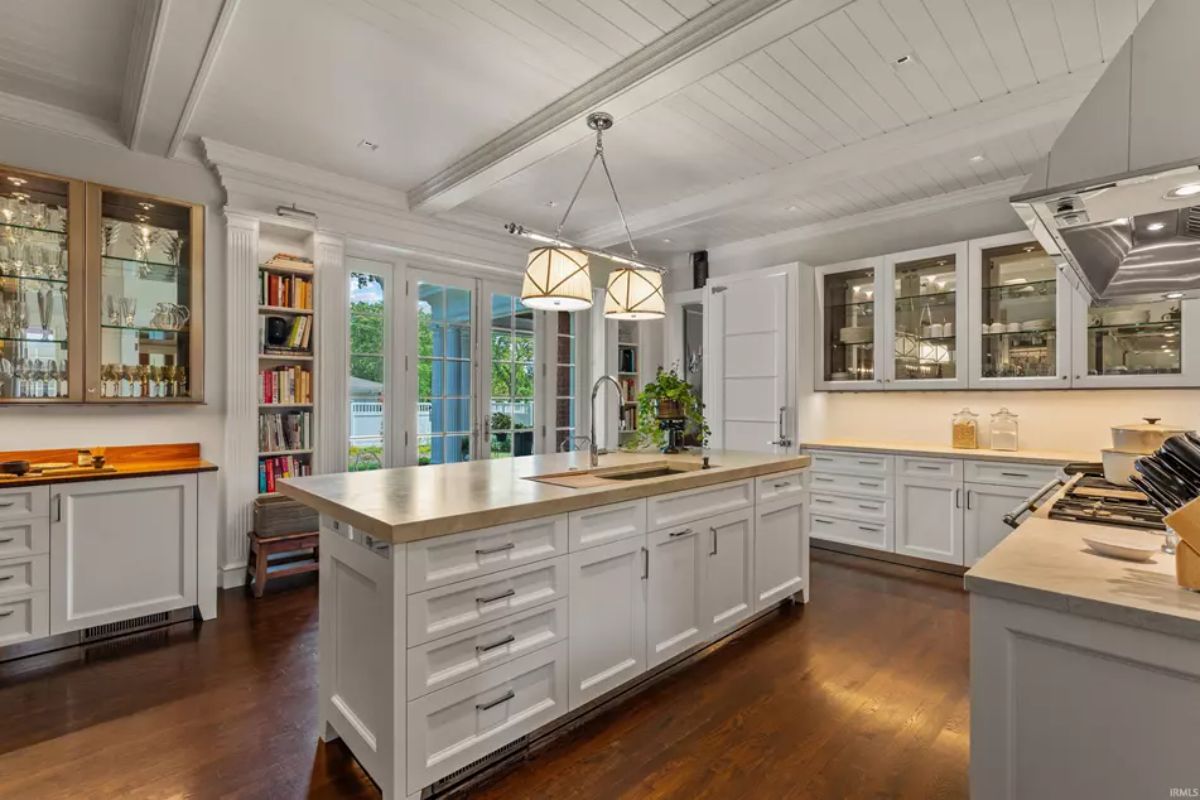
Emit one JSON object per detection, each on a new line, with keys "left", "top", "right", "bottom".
{"left": 1048, "top": 474, "right": 1167, "bottom": 531}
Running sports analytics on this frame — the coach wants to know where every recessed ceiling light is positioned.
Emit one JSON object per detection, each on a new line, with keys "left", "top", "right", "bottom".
{"left": 661, "top": 238, "right": 672, "bottom": 243}
{"left": 1147, "top": 221, "right": 1167, "bottom": 232}
{"left": 1166, "top": 182, "right": 1200, "bottom": 199}
{"left": 1165, "top": 291, "right": 1185, "bottom": 299}
{"left": 786, "top": 205, "right": 799, "bottom": 212}
{"left": 894, "top": 54, "right": 914, "bottom": 66}
{"left": 969, "top": 154, "right": 985, "bottom": 163}
{"left": 545, "top": 200, "right": 558, "bottom": 208}
{"left": 357, "top": 139, "right": 379, "bottom": 151}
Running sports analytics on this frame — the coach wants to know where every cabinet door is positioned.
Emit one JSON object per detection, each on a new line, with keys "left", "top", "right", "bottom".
{"left": 968, "top": 232, "right": 1073, "bottom": 389}
{"left": 50, "top": 474, "right": 197, "bottom": 634}
{"left": 964, "top": 483, "right": 1030, "bottom": 566}
{"left": 701, "top": 508, "right": 755, "bottom": 638}
{"left": 814, "top": 258, "right": 885, "bottom": 391}
{"left": 895, "top": 477, "right": 964, "bottom": 565}
{"left": 567, "top": 536, "right": 647, "bottom": 710}
{"left": 646, "top": 526, "right": 705, "bottom": 668}
{"left": 883, "top": 241, "right": 969, "bottom": 390}
{"left": 754, "top": 499, "right": 806, "bottom": 610}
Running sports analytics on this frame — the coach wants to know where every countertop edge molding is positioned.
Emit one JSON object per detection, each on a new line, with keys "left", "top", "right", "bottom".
{"left": 801, "top": 440, "right": 1093, "bottom": 466}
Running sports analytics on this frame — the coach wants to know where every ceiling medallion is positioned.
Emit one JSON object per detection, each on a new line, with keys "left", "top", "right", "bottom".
{"left": 511, "top": 111, "right": 665, "bottom": 320}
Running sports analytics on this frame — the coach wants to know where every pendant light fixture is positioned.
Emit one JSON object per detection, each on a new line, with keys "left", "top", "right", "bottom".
{"left": 514, "top": 112, "right": 665, "bottom": 320}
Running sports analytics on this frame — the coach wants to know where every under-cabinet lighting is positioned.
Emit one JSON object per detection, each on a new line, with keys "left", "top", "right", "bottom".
{"left": 1166, "top": 183, "right": 1200, "bottom": 199}
{"left": 1147, "top": 222, "right": 1167, "bottom": 232}
{"left": 969, "top": 155, "right": 985, "bottom": 163}
{"left": 1165, "top": 292, "right": 1185, "bottom": 299}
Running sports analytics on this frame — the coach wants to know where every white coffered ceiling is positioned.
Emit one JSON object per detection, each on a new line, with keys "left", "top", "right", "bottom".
{"left": 0, "top": 0, "right": 1156, "bottom": 263}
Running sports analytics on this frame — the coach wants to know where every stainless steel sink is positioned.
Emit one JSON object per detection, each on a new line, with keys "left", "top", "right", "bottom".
{"left": 599, "top": 466, "right": 690, "bottom": 480}
{"left": 525, "top": 460, "right": 709, "bottom": 488}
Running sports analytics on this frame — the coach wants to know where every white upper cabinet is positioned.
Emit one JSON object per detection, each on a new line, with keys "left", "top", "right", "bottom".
{"left": 815, "top": 258, "right": 885, "bottom": 391}
{"left": 882, "top": 242, "right": 969, "bottom": 391}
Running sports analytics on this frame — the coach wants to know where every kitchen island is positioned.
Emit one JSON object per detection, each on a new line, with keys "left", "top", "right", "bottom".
{"left": 966, "top": 510, "right": 1200, "bottom": 799}
{"left": 279, "top": 450, "right": 809, "bottom": 799}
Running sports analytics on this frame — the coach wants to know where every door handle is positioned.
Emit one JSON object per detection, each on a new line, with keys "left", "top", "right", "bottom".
{"left": 967, "top": 490, "right": 974, "bottom": 510}
{"left": 52, "top": 494, "right": 61, "bottom": 523}
{"left": 475, "top": 588, "right": 516, "bottom": 605}
{"left": 641, "top": 546, "right": 649, "bottom": 580}
{"left": 475, "top": 690, "right": 515, "bottom": 711}
{"left": 709, "top": 526, "right": 718, "bottom": 556}
{"left": 768, "top": 406, "right": 793, "bottom": 448}
{"left": 955, "top": 488, "right": 961, "bottom": 509}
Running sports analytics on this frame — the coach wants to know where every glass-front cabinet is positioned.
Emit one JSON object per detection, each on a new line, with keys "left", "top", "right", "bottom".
{"left": 967, "top": 231, "right": 1072, "bottom": 389}
{"left": 0, "top": 164, "right": 84, "bottom": 401}
{"left": 86, "top": 185, "right": 204, "bottom": 402}
{"left": 883, "top": 242, "right": 968, "bottom": 390}
{"left": 815, "top": 258, "right": 884, "bottom": 390}
{"left": 1070, "top": 289, "right": 1200, "bottom": 388}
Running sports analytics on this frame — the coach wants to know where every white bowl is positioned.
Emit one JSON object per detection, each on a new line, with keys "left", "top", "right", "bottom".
{"left": 1081, "top": 531, "right": 1161, "bottom": 562}
{"left": 1100, "top": 448, "right": 1140, "bottom": 486}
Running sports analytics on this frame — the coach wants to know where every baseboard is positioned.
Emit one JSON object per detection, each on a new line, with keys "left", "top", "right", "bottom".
{"left": 220, "top": 562, "right": 248, "bottom": 589}
{"left": 811, "top": 538, "right": 967, "bottom": 577}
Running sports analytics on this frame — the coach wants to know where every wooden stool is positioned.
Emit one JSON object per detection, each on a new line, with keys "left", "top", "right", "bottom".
{"left": 247, "top": 530, "right": 319, "bottom": 598}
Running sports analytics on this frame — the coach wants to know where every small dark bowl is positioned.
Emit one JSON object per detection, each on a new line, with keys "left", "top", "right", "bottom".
{"left": 0, "top": 460, "right": 31, "bottom": 476}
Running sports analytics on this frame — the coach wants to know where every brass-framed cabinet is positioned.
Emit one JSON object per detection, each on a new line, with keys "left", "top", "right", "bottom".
{"left": 0, "top": 162, "right": 203, "bottom": 404}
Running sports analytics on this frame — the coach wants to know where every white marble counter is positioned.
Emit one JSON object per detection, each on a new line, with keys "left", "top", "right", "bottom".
{"left": 802, "top": 438, "right": 1094, "bottom": 466}
{"left": 965, "top": 515, "right": 1200, "bottom": 641}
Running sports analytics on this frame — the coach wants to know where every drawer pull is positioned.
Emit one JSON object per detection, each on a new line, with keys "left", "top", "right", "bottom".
{"left": 475, "top": 542, "right": 516, "bottom": 556}
{"left": 668, "top": 528, "right": 694, "bottom": 538}
{"left": 1001, "top": 472, "right": 1029, "bottom": 478}
{"left": 916, "top": 464, "right": 942, "bottom": 471}
{"left": 0, "top": 575, "right": 11, "bottom": 582}
{"left": 476, "top": 690, "right": 515, "bottom": 712}
{"left": 857, "top": 460, "right": 878, "bottom": 466}
{"left": 772, "top": 481, "right": 791, "bottom": 489}
{"left": 814, "top": 518, "right": 833, "bottom": 525}
{"left": 0, "top": 537, "right": 13, "bottom": 544}
{"left": 814, "top": 476, "right": 833, "bottom": 483}
{"left": 0, "top": 501, "right": 15, "bottom": 508}
{"left": 858, "top": 481, "right": 880, "bottom": 488}
{"left": 475, "top": 588, "right": 516, "bottom": 605}
{"left": 476, "top": 634, "right": 516, "bottom": 654}
{"left": 813, "top": 498, "right": 833, "bottom": 504}
{"left": 0, "top": 609, "right": 12, "bottom": 617}
{"left": 858, "top": 525, "right": 880, "bottom": 533}
{"left": 857, "top": 504, "right": 879, "bottom": 511}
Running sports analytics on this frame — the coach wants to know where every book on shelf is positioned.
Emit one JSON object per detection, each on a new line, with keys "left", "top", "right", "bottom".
{"left": 262, "top": 252, "right": 313, "bottom": 271}
{"left": 259, "top": 455, "right": 312, "bottom": 494}
{"left": 257, "top": 315, "right": 313, "bottom": 354}
{"left": 259, "top": 271, "right": 313, "bottom": 309}
{"left": 260, "top": 364, "right": 312, "bottom": 404}
{"left": 259, "top": 410, "right": 312, "bottom": 452}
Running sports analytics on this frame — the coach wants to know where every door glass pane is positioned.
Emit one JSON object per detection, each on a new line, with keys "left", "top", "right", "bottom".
{"left": 893, "top": 255, "right": 957, "bottom": 381}
{"left": 823, "top": 267, "right": 875, "bottom": 382}
{"left": 1085, "top": 298, "right": 1182, "bottom": 377}
{"left": 979, "top": 242, "right": 1057, "bottom": 378}
{"left": 418, "top": 280, "right": 472, "bottom": 465}
{"left": 489, "top": 293, "right": 536, "bottom": 459}
{"left": 553, "top": 309, "right": 579, "bottom": 451}
{"left": 348, "top": 270, "right": 385, "bottom": 471}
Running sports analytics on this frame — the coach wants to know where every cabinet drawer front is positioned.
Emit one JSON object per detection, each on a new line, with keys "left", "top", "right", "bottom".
{"left": 755, "top": 470, "right": 805, "bottom": 506}
{"left": 407, "top": 515, "right": 567, "bottom": 593}
{"left": 408, "top": 599, "right": 567, "bottom": 699}
{"left": 964, "top": 461, "right": 1060, "bottom": 488}
{"left": 0, "top": 592, "right": 48, "bottom": 646}
{"left": 407, "top": 639, "right": 568, "bottom": 794}
{"left": 408, "top": 557, "right": 568, "bottom": 646}
{"left": 808, "top": 471, "right": 891, "bottom": 498}
{"left": 568, "top": 499, "right": 647, "bottom": 551}
{"left": 805, "top": 450, "right": 891, "bottom": 476}
{"left": 0, "top": 554, "right": 48, "bottom": 597}
{"left": 809, "top": 513, "right": 891, "bottom": 551}
{"left": 0, "top": 518, "right": 49, "bottom": 559}
{"left": 898, "top": 456, "right": 961, "bottom": 481}
{"left": 647, "top": 480, "right": 752, "bottom": 531}
{"left": 0, "top": 485, "right": 49, "bottom": 522}
{"left": 808, "top": 492, "right": 889, "bottom": 522}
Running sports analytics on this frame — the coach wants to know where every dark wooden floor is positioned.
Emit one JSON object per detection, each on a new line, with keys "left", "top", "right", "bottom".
{"left": 0, "top": 550, "right": 969, "bottom": 799}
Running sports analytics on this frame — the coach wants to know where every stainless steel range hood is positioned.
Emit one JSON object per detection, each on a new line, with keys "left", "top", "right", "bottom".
{"left": 1010, "top": 0, "right": 1200, "bottom": 304}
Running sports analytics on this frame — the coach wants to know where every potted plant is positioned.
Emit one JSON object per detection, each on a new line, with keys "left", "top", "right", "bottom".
{"left": 626, "top": 366, "right": 709, "bottom": 453}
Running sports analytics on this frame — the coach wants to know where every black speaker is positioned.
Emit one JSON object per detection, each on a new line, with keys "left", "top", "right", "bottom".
{"left": 692, "top": 250, "right": 709, "bottom": 289}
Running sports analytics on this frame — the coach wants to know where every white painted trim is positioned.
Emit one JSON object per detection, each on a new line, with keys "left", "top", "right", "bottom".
{"left": 221, "top": 563, "right": 248, "bottom": 589}
{"left": 0, "top": 90, "right": 122, "bottom": 147}
{"left": 119, "top": 0, "right": 168, "bottom": 150}
{"left": 167, "top": 0, "right": 241, "bottom": 158}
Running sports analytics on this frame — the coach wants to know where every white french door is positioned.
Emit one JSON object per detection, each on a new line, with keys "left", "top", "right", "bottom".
{"left": 345, "top": 256, "right": 402, "bottom": 470}
{"left": 481, "top": 281, "right": 540, "bottom": 460}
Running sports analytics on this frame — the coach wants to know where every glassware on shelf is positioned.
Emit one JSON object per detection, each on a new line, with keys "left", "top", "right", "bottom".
{"left": 892, "top": 254, "right": 957, "bottom": 381}
{"left": 990, "top": 408, "right": 1019, "bottom": 451}
{"left": 979, "top": 241, "right": 1058, "bottom": 379}
{"left": 952, "top": 408, "right": 979, "bottom": 449}
{"left": 823, "top": 266, "right": 877, "bottom": 382}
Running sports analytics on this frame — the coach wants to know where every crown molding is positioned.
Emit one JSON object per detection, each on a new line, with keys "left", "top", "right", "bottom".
{"left": 406, "top": 0, "right": 854, "bottom": 214}
{"left": 0, "top": 90, "right": 122, "bottom": 147}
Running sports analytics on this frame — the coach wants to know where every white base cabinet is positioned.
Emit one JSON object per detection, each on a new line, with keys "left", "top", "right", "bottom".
{"left": 895, "top": 476, "right": 963, "bottom": 564}
{"left": 317, "top": 470, "right": 809, "bottom": 799}
{"left": 964, "top": 483, "right": 1033, "bottom": 566}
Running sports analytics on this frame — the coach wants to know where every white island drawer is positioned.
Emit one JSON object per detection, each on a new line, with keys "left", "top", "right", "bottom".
{"left": 407, "top": 599, "right": 567, "bottom": 698}
{"left": 406, "top": 514, "right": 567, "bottom": 593}
{"left": 647, "top": 479, "right": 752, "bottom": 531}
{"left": 568, "top": 499, "right": 646, "bottom": 551}
{"left": 407, "top": 639, "right": 568, "bottom": 794}
{"left": 0, "top": 592, "right": 47, "bottom": 646}
{"left": 0, "top": 518, "right": 49, "bottom": 560}
{"left": 0, "top": 554, "right": 48, "bottom": 597}
{"left": 408, "top": 557, "right": 567, "bottom": 646}
{"left": 808, "top": 493, "right": 889, "bottom": 522}
{"left": 964, "top": 461, "right": 1060, "bottom": 488}
{"left": 809, "top": 513, "right": 892, "bottom": 551}
{"left": 755, "top": 470, "right": 805, "bottom": 506}
{"left": 0, "top": 486, "right": 49, "bottom": 522}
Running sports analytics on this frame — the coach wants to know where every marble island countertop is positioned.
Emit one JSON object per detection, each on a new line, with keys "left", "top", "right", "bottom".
{"left": 965, "top": 515, "right": 1200, "bottom": 641}
{"left": 279, "top": 449, "right": 809, "bottom": 544}
{"left": 802, "top": 439, "right": 1095, "bottom": 466}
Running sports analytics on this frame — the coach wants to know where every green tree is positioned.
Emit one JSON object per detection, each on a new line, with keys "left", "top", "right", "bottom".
{"left": 350, "top": 299, "right": 384, "bottom": 387}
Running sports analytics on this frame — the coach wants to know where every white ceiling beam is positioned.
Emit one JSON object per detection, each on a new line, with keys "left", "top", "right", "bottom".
{"left": 118, "top": 0, "right": 168, "bottom": 150}
{"left": 579, "top": 64, "right": 1103, "bottom": 247}
{"left": 166, "top": 0, "right": 240, "bottom": 158}
{"left": 406, "top": 0, "right": 856, "bottom": 214}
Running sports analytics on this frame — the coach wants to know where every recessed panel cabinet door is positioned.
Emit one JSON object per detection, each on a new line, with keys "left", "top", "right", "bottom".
{"left": 701, "top": 508, "right": 755, "bottom": 637}
{"left": 646, "top": 526, "right": 705, "bottom": 668}
{"left": 895, "top": 477, "right": 964, "bottom": 565}
{"left": 567, "top": 536, "right": 647, "bottom": 711}
{"left": 754, "top": 499, "right": 805, "bottom": 610}
{"left": 50, "top": 474, "right": 197, "bottom": 634}
{"left": 964, "top": 483, "right": 1030, "bottom": 566}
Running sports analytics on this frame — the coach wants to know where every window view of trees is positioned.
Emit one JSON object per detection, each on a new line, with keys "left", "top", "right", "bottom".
{"left": 489, "top": 294, "right": 535, "bottom": 458}
{"left": 349, "top": 272, "right": 385, "bottom": 471}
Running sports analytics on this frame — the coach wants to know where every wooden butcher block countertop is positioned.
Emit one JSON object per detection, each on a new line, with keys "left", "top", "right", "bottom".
{"left": 0, "top": 443, "right": 217, "bottom": 487}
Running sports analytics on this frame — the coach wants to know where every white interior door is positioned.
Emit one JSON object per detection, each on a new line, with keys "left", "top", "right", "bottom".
{"left": 706, "top": 267, "right": 794, "bottom": 453}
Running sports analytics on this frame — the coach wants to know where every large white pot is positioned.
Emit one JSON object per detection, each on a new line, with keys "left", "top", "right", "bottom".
{"left": 1111, "top": 418, "right": 1192, "bottom": 454}
{"left": 1101, "top": 448, "right": 1140, "bottom": 486}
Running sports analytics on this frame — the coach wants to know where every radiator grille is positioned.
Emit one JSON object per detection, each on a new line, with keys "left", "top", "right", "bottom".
{"left": 81, "top": 611, "right": 172, "bottom": 643}
{"left": 427, "top": 735, "right": 528, "bottom": 797}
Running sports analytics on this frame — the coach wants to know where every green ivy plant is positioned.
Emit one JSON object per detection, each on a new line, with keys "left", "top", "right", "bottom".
{"left": 625, "top": 366, "right": 710, "bottom": 451}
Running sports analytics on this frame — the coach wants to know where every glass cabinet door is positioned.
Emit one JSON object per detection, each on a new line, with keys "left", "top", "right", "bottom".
{"left": 87, "top": 185, "right": 204, "bottom": 402}
{"left": 884, "top": 243, "right": 967, "bottom": 389}
{"left": 1070, "top": 289, "right": 1198, "bottom": 388}
{"left": 968, "top": 232, "right": 1071, "bottom": 388}
{"left": 817, "top": 259, "right": 881, "bottom": 389}
{"left": 0, "top": 164, "right": 83, "bottom": 402}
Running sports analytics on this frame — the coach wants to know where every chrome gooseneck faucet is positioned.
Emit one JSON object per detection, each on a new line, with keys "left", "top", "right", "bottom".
{"left": 590, "top": 374, "right": 622, "bottom": 468}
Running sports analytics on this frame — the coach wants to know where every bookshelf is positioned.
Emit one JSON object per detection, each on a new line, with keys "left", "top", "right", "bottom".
{"left": 616, "top": 320, "right": 642, "bottom": 443}
{"left": 257, "top": 252, "right": 316, "bottom": 495}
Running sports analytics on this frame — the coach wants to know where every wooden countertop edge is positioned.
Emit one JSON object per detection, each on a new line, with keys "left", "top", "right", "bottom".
{"left": 801, "top": 441, "right": 1092, "bottom": 466}
{"left": 278, "top": 456, "right": 809, "bottom": 544}
{"left": 0, "top": 461, "right": 219, "bottom": 488}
